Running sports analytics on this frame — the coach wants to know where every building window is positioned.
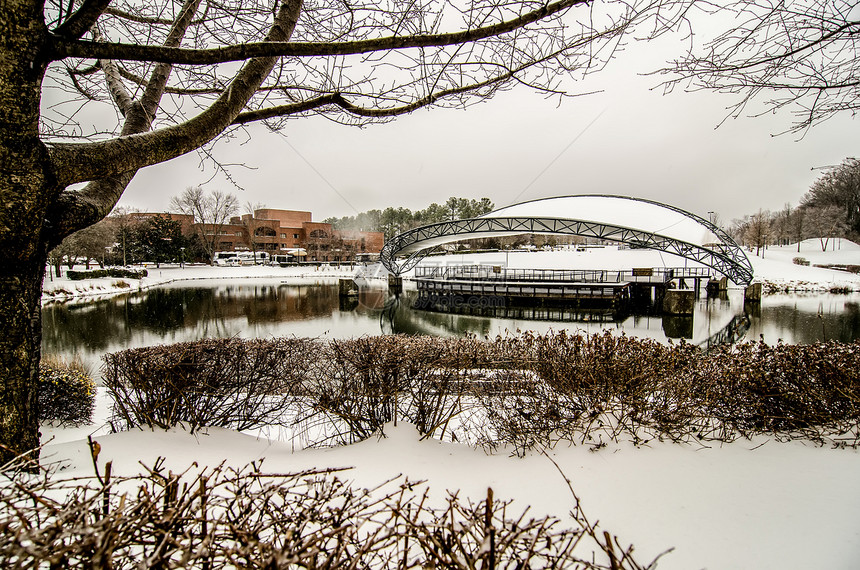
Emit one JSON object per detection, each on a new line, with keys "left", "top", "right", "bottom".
{"left": 280, "top": 233, "right": 286, "bottom": 239}
{"left": 293, "top": 233, "right": 299, "bottom": 239}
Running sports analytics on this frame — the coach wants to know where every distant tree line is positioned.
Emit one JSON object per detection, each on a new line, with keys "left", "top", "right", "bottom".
{"left": 47, "top": 211, "right": 206, "bottom": 277}
{"left": 730, "top": 157, "right": 860, "bottom": 253}
{"left": 47, "top": 190, "right": 633, "bottom": 274}
{"left": 47, "top": 187, "right": 261, "bottom": 273}
{"left": 324, "top": 197, "right": 495, "bottom": 239}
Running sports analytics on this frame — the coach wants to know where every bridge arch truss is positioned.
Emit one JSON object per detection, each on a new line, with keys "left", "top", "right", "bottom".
{"left": 379, "top": 195, "right": 754, "bottom": 285}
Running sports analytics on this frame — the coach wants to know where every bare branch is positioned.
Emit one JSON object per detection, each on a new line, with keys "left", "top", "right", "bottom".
{"left": 233, "top": 63, "right": 521, "bottom": 124}
{"left": 48, "top": 0, "right": 304, "bottom": 189}
{"left": 98, "top": 58, "right": 134, "bottom": 116}
{"left": 50, "top": 0, "right": 587, "bottom": 64}
{"left": 46, "top": 0, "right": 205, "bottom": 239}
{"left": 660, "top": 0, "right": 860, "bottom": 131}
{"left": 103, "top": 5, "right": 189, "bottom": 26}
{"left": 52, "top": 0, "right": 112, "bottom": 40}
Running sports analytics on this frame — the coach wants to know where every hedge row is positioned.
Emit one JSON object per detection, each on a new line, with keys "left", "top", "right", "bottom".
{"left": 66, "top": 267, "right": 148, "bottom": 281}
{"left": 102, "top": 333, "right": 860, "bottom": 450}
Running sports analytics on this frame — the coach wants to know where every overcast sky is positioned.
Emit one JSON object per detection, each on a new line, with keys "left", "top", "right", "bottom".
{"left": 116, "top": 21, "right": 858, "bottom": 227}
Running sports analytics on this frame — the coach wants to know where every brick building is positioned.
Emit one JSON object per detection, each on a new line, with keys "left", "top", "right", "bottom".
{"left": 131, "top": 212, "right": 195, "bottom": 234}
{"left": 198, "top": 208, "right": 384, "bottom": 262}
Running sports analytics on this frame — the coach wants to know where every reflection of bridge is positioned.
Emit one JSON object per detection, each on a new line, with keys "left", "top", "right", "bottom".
{"left": 697, "top": 312, "right": 752, "bottom": 350}
{"left": 381, "top": 195, "right": 754, "bottom": 285}
{"left": 412, "top": 294, "right": 625, "bottom": 323}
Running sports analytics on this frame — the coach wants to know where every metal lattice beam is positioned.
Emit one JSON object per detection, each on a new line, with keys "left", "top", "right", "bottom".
{"left": 380, "top": 197, "right": 754, "bottom": 285}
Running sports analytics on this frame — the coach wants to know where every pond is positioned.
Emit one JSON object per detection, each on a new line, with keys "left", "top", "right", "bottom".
{"left": 41, "top": 278, "right": 860, "bottom": 374}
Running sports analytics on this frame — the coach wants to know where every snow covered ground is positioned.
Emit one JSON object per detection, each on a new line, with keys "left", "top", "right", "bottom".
{"left": 42, "top": 396, "right": 860, "bottom": 570}
{"left": 38, "top": 242, "right": 860, "bottom": 569}
{"left": 41, "top": 262, "right": 366, "bottom": 303}
{"left": 413, "top": 239, "right": 860, "bottom": 292}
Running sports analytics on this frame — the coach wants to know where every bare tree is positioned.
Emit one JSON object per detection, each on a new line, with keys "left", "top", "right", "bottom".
{"left": 662, "top": 0, "right": 860, "bottom": 132}
{"left": 59, "top": 218, "right": 116, "bottom": 269}
{"left": 801, "top": 157, "right": 860, "bottom": 239}
{"left": 774, "top": 203, "right": 793, "bottom": 247}
{"left": 170, "top": 187, "right": 239, "bottom": 263}
{"left": 804, "top": 204, "right": 848, "bottom": 251}
{"left": 791, "top": 207, "right": 806, "bottom": 252}
{"left": 0, "top": 0, "right": 692, "bottom": 462}
{"left": 241, "top": 201, "right": 267, "bottom": 261}
{"left": 733, "top": 209, "right": 772, "bottom": 256}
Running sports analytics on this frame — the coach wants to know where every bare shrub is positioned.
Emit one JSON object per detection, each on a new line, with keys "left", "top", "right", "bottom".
{"left": 476, "top": 332, "right": 860, "bottom": 450}
{"left": 300, "top": 336, "right": 475, "bottom": 445}
{"left": 38, "top": 355, "right": 96, "bottom": 427}
{"left": 695, "top": 340, "right": 860, "bottom": 444}
{"left": 472, "top": 369, "right": 580, "bottom": 455}
{"left": 478, "top": 331, "right": 700, "bottom": 450}
{"left": 103, "top": 337, "right": 316, "bottom": 432}
{"left": 0, "top": 454, "right": 660, "bottom": 569}
{"left": 101, "top": 333, "right": 860, "bottom": 449}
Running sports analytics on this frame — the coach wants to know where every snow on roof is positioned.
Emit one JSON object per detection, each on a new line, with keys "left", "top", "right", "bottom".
{"left": 484, "top": 195, "right": 718, "bottom": 247}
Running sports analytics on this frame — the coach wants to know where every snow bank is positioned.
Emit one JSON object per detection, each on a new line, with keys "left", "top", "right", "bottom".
{"left": 41, "top": 415, "right": 860, "bottom": 570}
{"left": 41, "top": 262, "right": 367, "bottom": 304}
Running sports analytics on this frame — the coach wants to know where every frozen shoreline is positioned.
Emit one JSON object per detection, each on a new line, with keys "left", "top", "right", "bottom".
{"left": 41, "top": 262, "right": 369, "bottom": 304}
{"left": 42, "top": 240, "right": 860, "bottom": 304}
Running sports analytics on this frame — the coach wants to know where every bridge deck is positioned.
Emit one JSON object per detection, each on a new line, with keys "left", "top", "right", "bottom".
{"left": 414, "top": 265, "right": 713, "bottom": 286}
{"left": 415, "top": 278, "right": 632, "bottom": 302}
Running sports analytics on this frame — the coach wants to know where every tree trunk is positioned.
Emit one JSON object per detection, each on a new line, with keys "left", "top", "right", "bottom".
{"left": 0, "top": 255, "right": 49, "bottom": 466}
{"left": 0, "top": 0, "right": 53, "bottom": 465}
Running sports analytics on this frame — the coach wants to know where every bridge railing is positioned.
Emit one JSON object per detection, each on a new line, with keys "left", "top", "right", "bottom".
{"left": 414, "top": 264, "right": 712, "bottom": 283}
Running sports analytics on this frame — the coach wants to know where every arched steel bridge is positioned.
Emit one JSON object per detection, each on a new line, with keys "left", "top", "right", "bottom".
{"left": 379, "top": 195, "right": 754, "bottom": 285}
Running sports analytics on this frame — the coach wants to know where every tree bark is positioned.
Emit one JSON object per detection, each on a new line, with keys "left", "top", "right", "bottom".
{"left": 0, "top": 0, "right": 54, "bottom": 465}
{"left": 1, "top": 0, "right": 304, "bottom": 465}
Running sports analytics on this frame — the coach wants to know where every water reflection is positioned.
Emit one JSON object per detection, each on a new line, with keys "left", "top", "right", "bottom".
{"left": 41, "top": 278, "right": 860, "bottom": 374}
{"left": 747, "top": 295, "right": 860, "bottom": 344}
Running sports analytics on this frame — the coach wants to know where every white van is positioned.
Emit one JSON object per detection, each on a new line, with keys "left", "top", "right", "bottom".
{"left": 213, "top": 251, "right": 239, "bottom": 266}
{"left": 214, "top": 251, "right": 269, "bottom": 265}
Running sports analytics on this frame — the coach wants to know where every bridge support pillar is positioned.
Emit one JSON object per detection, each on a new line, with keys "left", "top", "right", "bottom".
{"left": 663, "top": 289, "right": 695, "bottom": 314}
{"left": 706, "top": 277, "right": 728, "bottom": 298}
{"left": 744, "top": 283, "right": 762, "bottom": 303}
{"left": 388, "top": 274, "right": 403, "bottom": 294}
{"left": 339, "top": 278, "right": 358, "bottom": 297}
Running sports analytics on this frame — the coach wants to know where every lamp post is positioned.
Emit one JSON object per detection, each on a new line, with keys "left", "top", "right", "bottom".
{"left": 180, "top": 247, "right": 185, "bottom": 268}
